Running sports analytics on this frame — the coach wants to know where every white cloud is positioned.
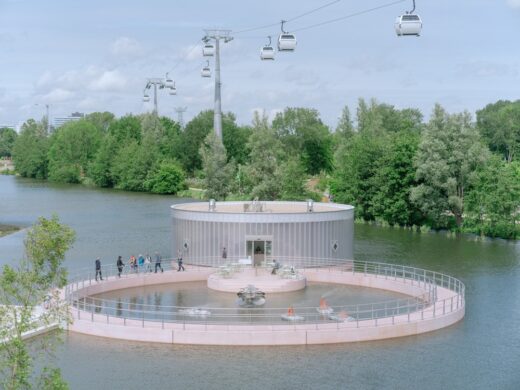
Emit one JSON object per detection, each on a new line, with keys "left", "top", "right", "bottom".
{"left": 111, "top": 37, "right": 143, "bottom": 58}
{"left": 88, "top": 70, "right": 127, "bottom": 92}
{"left": 42, "top": 88, "right": 75, "bottom": 102}
{"left": 507, "top": 0, "right": 520, "bottom": 9}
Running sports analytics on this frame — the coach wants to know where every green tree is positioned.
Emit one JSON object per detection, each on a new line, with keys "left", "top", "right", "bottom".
{"left": 47, "top": 120, "right": 102, "bottom": 183}
{"left": 272, "top": 107, "right": 333, "bottom": 174}
{"left": 200, "top": 133, "right": 234, "bottom": 200}
{"left": 464, "top": 156, "right": 520, "bottom": 238}
{"left": 0, "top": 215, "right": 75, "bottom": 390}
{"left": 84, "top": 112, "right": 115, "bottom": 133}
{"left": 178, "top": 111, "right": 213, "bottom": 174}
{"left": 411, "top": 105, "right": 489, "bottom": 228}
{"left": 330, "top": 133, "right": 386, "bottom": 220}
{"left": 223, "top": 122, "right": 252, "bottom": 165}
{"left": 371, "top": 131, "right": 423, "bottom": 226}
{"left": 0, "top": 127, "right": 17, "bottom": 158}
{"left": 476, "top": 100, "right": 520, "bottom": 163}
{"left": 145, "top": 160, "right": 186, "bottom": 194}
{"left": 277, "top": 157, "right": 308, "bottom": 200}
{"left": 335, "top": 105, "right": 355, "bottom": 143}
{"left": 89, "top": 134, "right": 118, "bottom": 187}
{"left": 111, "top": 140, "right": 156, "bottom": 191}
{"left": 108, "top": 115, "right": 141, "bottom": 145}
{"left": 244, "top": 113, "right": 284, "bottom": 200}
{"left": 12, "top": 119, "right": 49, "bottom": 179}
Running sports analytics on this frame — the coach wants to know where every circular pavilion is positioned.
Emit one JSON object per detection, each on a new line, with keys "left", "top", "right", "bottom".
{"left": 170, "top": 200, "right": 354, "bottom": 267}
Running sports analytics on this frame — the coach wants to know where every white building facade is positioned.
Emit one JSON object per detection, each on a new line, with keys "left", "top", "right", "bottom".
{"left": 171, "top": 201, "right": 354, "bottom": 267}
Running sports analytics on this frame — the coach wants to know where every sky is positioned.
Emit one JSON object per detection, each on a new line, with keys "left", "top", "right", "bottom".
{"left": 0, "top": 0, "right": 519, "bottom": 129}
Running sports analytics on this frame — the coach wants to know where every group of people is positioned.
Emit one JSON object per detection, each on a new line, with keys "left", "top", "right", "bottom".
{"left": 95, "top": 252, "right": 168, "bottom": 281}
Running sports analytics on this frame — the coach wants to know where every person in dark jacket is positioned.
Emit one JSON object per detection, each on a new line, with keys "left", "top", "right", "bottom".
{"left": 154, "top": 251, "right": 163, "bottom": 273}
{"left": 116, "top": 256, "right": 124, "bottom": 277}
{"left": 177, "top": 255, "right": 185, "bottom": 272}
{"left": 95, "top": 257, "right": 103, "bottom": 281}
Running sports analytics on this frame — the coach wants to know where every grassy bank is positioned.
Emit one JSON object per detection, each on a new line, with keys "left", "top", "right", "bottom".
{"left": 0, "top": 224, "right": 20, "bottom": 237}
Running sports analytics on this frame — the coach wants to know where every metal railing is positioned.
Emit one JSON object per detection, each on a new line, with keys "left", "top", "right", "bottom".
{"left": 65, "top": 258, "right": 465, "bottom": 328}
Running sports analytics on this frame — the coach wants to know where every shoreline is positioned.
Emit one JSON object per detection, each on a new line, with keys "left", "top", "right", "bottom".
{"left": 0, "top": 224, "right": 21, "bottom": 238}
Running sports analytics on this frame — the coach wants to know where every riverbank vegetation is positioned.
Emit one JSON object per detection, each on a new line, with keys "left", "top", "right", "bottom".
{"left": 0, "top": 224, "right": 20, "bottom": 238}
{"left": 0, "top": 216, "right": 75, "bottom": 389}
{"left": 7, "top": 99, "right": 520, "bottom": 239}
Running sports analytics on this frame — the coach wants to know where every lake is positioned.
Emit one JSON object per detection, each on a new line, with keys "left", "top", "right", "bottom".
{"left": 0, "top": 175, "right": 518, "bottom": 389}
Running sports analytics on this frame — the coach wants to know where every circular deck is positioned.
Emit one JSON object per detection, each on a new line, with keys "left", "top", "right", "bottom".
{"left": 64, "top": 259, "right": 465, "bottom": 346}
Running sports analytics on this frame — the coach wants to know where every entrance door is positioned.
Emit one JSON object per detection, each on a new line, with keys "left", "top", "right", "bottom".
{"left": 246, "top": 240, "right": 272, "bottom": 267}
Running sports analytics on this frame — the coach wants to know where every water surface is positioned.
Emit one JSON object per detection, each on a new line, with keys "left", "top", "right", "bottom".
{"left": 1, "top": 176, "right": 519, "bottom": 389}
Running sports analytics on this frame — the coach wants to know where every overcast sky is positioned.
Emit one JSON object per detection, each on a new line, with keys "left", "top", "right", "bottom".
{"left": 1, "top": 0, "right": 519, "bottom": 129}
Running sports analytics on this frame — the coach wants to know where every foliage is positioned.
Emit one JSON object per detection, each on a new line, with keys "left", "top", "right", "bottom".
{"left": 476, "top": 100, "right": 520, "bottom": 163}
{"left": 0, "top": 127, "right": 17, "bottom": 157}
{"left": 464, "top": 157, "right": 520, "bottom": 238}
{"left": 223, "top": 122, "right": 252, "bottom": 165}
{"left": 200, "top": 133, "right": 234, "bottom": 200}
{"left": 371, "top": 131, "right": 424, "bottom": 226}
{"left": 12, "top": 119, "right": 49, "bottom": 179}
{"left": 84, "top": 112, "right": 115, "bottom": 133}
{"left": 110, "top": 140, "right": 155, "bottom": 192}
{"left": 411, "top": 104, "right": 488, "bottom": 228}
{"left": 178, "top": 110, "right": 213, "bottom": 174}
{"left": 47, "top": 120, "right": 102, "bottom": 183}
{"left": 272, "top": 107, "right": 333, "bottom": 174}
{"left": 145, "top": 160, "right": 186, "bottom": 194}
{"left": 0, "top": 215, "right": 75, "bottom": 389}
{"left": 277, "top": 157, "right": 308, "bottom": 200}
{"left": 243, "top": 113, "right": 284, "bottom": 200}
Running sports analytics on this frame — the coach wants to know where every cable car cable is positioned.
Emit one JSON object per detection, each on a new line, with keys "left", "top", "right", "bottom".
{"left": 233, "top": 0, "right": 342, "bottom": 35}
{"left": 292, "top": 0, "right": 406, "bottom": 33}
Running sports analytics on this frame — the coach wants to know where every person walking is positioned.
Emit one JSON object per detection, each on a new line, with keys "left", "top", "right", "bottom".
{"left": 177, "top": 255, "right": 185, "bottom": 272}
{"left": 145, "top": 254, "right": 152, "bottom": 273}
{"left": 154, "top": 251, "right": 163, "bottom": 273}
{"left": 138, "top": 254, "right": 145, "bottom": 272}
{"left": 116, "top": 255, "right": 125, "bottom": 278}
{"left": 95, "top": 257, "right": 103, "bottom": 281}
{"left": 222, "top": 246, "right": 227, "bottom": 261}
{"left": 129, "top": 255, "right": 136, "bottom": 273}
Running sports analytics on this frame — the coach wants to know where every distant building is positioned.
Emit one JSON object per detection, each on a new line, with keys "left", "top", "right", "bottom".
{"left": 53, "top": 112, "right": 84, "bottom": 129}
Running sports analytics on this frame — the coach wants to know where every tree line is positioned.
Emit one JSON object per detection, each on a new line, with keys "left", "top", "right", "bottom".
{"left": 4, "top": 99, "right": 520, "bottom": 239}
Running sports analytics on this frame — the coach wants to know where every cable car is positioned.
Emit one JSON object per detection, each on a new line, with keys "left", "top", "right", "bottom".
{"left": 260, "top": 36, "right": 275, "bottom": 60}
{"left": 277, "top": 21, "right": 297, "bottom": 52}
{"left": 395, "top": 14, "right": 422, "bottom": 36}
{"left": 169, "top": 83, "right": 177, "bottom": 95}
{"left": 201, "top": 61, "right": 211, "bottom": 78}
{"left": 165, "top": 77, "right": 174, "bottom": 88}
{"left": 203, "top": 43, "right": 215, "bottom": 57}
{"left": 395, "top": 0, "right": 422, "bottom": 37}
{"left": 143, "top": 94, "right": 150, "bottom": 102}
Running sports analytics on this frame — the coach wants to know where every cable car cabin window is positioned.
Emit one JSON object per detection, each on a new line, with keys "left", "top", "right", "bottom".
{"left": 402, "top": 15, "right": 420, "bottom": 21}
{"left": 281, "top": 35, "right": 295, "bottom": 39}
{"left": 264, "top": 47, "right": 274, "bottom": 51}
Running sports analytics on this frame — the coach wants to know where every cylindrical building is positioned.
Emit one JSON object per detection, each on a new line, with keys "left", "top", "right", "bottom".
{"left": 171, "top": 201, "right": 354, "bottom": 267}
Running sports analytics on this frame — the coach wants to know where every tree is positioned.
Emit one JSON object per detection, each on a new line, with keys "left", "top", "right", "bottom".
{"left": 476, "top": 100, "right": 520, "bottom": 163}
{"left": 200, "top": 133, "right": 234, "bottom": 200}
{"left": 89, "top": 134, "right": 118, "bottom": 187}
{"left": 111, "top": 140, "right": 156, "bottom": 192}
{"left": 145, "top": 160, "right": 186, "bottom": 194}
{"left": 108, "top": 115, "right": 141, "bottom": 145}
{"left": 0, "top": 127, "right": 17, "bottom": 158}
{"left": 244, "top": 113, "right": 284, "bottom": 200}
{"left": 464, "top": 156, "right": 520, "bottom": 238}
{"left": 223, "top": 123, "right": 252, "bottom": 165}
{"left": 272, "top": 107, "right": 333, "bottom": 174}
{"left": 277, "top": 157, "right": 308, "bottom": 200}
{"left": 335, "top": 105, "right": 355, "bottom": 142}
{"left": 47, "top": 120, "right": 102, "bottom": 183}
{"left": 84, "top": 112, "right": 115, "bottom": 133}
{"left": 178, "top": 110, "right": 213, "bottom": 174}
{"left": 0, "top": 215, "right": 75, "bottom": 389}
{"left": 411, "top": 105, "right": 489, "bottom": 228}
{"left": 330, "top": 133, "right": 386, "bottom": 220}
{"left": 12, "top": 119, "right": 49, "bottom": 179}
{"left": 371, "top": 131, "right": 424, "bottom": 226}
